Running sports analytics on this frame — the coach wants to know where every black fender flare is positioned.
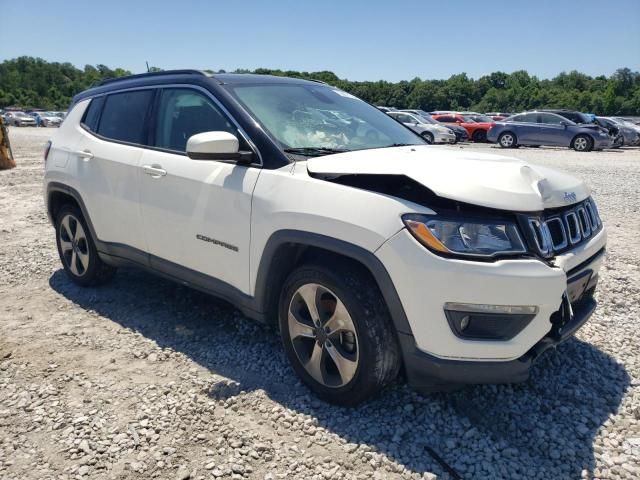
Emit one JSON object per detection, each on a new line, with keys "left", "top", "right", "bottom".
{"left": 253, "top": 230, "right": 413, "bottom": 336}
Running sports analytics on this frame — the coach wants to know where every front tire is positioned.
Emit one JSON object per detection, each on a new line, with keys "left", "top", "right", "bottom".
{"left": 55, "top": 204, "right": 116, "bottom": 286}
{"left": 498, "top": 132, "right": 517, "bottom": 148}
{"left": 279, "top": 263, "right": 400, "bottom": 406}
{"left": 571, "top": 134, "right": 593, "bottom": 152}
{"left": 472, "top": 129, "right": 487, "bottom": 142}
{"left": 421, "top": 131, "right": 434, "bottom": 144}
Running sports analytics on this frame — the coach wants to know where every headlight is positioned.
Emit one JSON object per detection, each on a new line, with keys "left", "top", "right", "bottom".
{"left": 403, "top": 214, "right": 527, "bottom": 258}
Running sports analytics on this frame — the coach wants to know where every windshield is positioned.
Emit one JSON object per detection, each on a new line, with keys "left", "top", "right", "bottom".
{"left": 460, "top": 116, "right": 477, "bottom": 123}
{"left": 16, "top": 112, "right": 31, "bottom": 118}
{"left": 228, "top": 84, "right": 424, "bottom": 153}
{"left": 416, "top": 114, "right": 438, "bottom": 124}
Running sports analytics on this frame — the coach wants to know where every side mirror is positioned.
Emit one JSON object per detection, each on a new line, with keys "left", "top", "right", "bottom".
{"left": 560, "top": 121, "right": 568, "bottom": 128}
{"left": 186, "top": 131, "right": 254, "bottom": 164}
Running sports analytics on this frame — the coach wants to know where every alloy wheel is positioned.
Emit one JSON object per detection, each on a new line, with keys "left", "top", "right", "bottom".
{"left": 287, "top": 283, "right": 359, "bottom": 388}
{"left": 500, "top": 133, "right": 514, "bottom": 147}
{"left": 574, "top": 136, "right": 589, "bottom": 151}
{"left": 59, "top": 214, "right": 90, "bottom": 276}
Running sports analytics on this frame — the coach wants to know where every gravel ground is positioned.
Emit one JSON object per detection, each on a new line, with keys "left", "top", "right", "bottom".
{"left": 0, "top": 127, "right": 639, "bottom": 480}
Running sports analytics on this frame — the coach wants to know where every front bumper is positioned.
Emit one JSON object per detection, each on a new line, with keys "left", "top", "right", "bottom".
{"left": 399, "top": 291, "right": 597, "bottom": 391}
{"left": 376, "top": 225, "right": 606, "bottom": 382}
{"left": 593, "top": 135, "right": 612, "bottom": 149}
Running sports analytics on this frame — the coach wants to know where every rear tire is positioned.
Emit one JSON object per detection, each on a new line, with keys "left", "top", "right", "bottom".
{"left": 55, "top": 204, "right": 116, "bottom": 286}
{"left": 279, "top": 263, "right": 401, "bottom": 406}
{"left": 472, "top": 129, "right": 487, "bottom": 142}
{"left": 421, "top": 131, "right": 434, "bottom": 144}
{"left": 498, "top": 132, "right": 517, "bottom": 148}
{"left": 571, "top": 134, "right": 593, "bottom": 152}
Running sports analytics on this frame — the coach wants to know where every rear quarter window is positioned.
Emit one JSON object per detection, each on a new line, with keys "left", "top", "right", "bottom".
{"left": 97, "top": 90, "right": 154, "bottom": 144}
{"left": 81, "top": 97, "right": 105, "bottom": 132}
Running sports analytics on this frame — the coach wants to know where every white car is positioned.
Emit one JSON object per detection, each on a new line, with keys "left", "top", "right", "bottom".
{"left": 35, "top": 112, "right": 63, "bottom": 127}
{"left": 44, "top": 70, "right": 606, "bottom": 405}
{"left": 387, "top": 111, "right": 456, "bottom": 144}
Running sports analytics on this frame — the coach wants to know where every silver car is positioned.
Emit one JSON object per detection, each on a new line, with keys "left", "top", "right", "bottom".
{"left": 387, "top": 111, "right": 456, "bottom": 144}
{"left": 5, "top": 111, "right": 37, "bottom": 127}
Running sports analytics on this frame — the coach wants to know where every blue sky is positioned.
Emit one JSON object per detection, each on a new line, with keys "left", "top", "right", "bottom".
{"left": 3, "top": 0, "right": 639, "bottom": 81}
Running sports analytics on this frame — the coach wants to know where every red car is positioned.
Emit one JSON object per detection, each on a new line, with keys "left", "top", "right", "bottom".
{"left": 431, "top": 113, "right": 495, "bottom": 142}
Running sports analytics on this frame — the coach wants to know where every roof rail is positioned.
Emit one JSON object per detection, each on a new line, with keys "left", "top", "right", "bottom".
{"left": 95, "top": 69, "right": 209, "bottom": 87}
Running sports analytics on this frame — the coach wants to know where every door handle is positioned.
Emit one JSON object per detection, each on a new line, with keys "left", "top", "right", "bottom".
{"left": 74, "top": 149, "right": 93, "bottom": 160}
{"left": 142, "top": 164, "right": 167, "bottom": 177}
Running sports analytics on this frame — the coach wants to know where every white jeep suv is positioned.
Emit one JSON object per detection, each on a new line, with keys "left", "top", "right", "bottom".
{"left": 44, "top": 70, "right": 606, "bottom": 405}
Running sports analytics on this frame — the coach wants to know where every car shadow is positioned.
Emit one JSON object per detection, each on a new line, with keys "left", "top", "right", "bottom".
{"left": 49, "top": 268, "right": 630, "bottom": 479}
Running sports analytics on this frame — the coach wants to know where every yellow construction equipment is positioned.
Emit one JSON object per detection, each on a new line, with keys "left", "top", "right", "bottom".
{"left": 0, "top": 116, "right": 16, "bottom": 170}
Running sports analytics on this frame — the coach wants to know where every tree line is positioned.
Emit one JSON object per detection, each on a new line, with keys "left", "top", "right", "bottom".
{"left": 1, "top": 56, "right": 639, "bottom": 115}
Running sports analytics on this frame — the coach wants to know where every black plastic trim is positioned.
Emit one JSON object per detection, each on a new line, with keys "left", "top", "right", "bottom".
{"left": 253, "top": 230, "right": 413, "bottom": 335}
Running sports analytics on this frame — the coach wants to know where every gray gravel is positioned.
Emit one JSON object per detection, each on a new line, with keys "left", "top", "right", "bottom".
{"left": 0, "top": 127, "right": 639, "bottom": 479}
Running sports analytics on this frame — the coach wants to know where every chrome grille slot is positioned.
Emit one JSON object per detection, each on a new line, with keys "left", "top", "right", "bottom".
{"left": 525, "top": 198, "right": 602, "bottom": 257}
{"left": 585, "top": 201, "right": 599, "bottom": 229}
{"left": 565, "top": 212, "right": 581, "bottom": 244}
{"left": 528, "top": 218, "right": 552, "bottom": 255}
{"left": 577, "top": 207, "right": 591, "bottom": 237}
{"left": 546, "top": 217, "right": 568, "bottom": 250}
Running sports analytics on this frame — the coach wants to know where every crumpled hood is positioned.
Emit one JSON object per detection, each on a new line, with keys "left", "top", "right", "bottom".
{"left": 306, "top": 145, "right": 590, "bottom": 211}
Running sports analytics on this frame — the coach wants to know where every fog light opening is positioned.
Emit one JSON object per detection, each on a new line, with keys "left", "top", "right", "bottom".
{"left": 444, "top": 303, "right": 538, "bottom": 341}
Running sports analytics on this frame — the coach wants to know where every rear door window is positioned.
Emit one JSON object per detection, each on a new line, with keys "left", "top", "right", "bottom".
{"left": 97, "top": 90, "right": 154, "bottom": 144}
{"left": 539, "top": 113, "right": 565, "bottom": 125}
{"left": 396, "top": 114, "right": 415, "bottom": 124}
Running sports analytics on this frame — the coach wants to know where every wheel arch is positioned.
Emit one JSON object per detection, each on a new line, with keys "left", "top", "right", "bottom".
{"left": 253, "top": 230, "right": 413, "bottom": 337}
{"left": 46, "top": 182, "right": 99, "bottom": 243}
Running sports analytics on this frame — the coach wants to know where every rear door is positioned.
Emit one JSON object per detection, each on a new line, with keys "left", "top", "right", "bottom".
{"left": 138, "top": 87, "right": 260, "bottom": 294}
{"left": 538, "top": 113, "right": 571, "bottom": 146}
{"left": 71, "top": 90, "right": 153, "bottom": 255}
{"left": 509, "top": 113, "right": 540, "bottom": 144}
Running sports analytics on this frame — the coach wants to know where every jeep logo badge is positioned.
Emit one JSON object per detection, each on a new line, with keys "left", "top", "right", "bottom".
{"left": 563, "top": 191, "right": 577, "bottom": 203}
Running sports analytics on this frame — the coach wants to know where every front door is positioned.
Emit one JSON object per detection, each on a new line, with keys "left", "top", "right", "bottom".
{"left": 138, "top": 87, "right": 261, "bottom": 294}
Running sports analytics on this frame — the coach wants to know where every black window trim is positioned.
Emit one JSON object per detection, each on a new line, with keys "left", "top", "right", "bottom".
{"left": 77, "top": 83, "right": 263, "bottom": 167}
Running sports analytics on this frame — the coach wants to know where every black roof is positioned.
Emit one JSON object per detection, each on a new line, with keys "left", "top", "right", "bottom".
{"left": 72, "top": 70, "right": 327, "bottom": 105}
{"left": 213, "top": 73, "right": 326, "bottom": 85}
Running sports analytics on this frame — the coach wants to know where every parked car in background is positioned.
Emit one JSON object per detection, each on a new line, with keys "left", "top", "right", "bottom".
{"left": 5, "top": 111, "right": 37, "bottom": 127}
{"left": 487, "top": 111, "right": 612, "bottom": 151}
{"left": 376, "top": 106, "right": 397, "bottom": 113}
{"left": 485, "top": 112, "right": 515, "bottom": 121}
{"left": 612, "top": 117, "right": 640, "bottom": 126}
{"left": 611, "top": 117, "right": 640, "bottom": 139}
{"left": 399, "top": 109, "right": 469, "bottom": 142}
{"left": 387, "top": 111, "right": 456, "bottom": 144}
{"left": 593, "top": 117, "right": 639, "bottom": 147}
{"left": 431, "top": 112, "right": 494, "bottom": 142}
{"left": 34, "top": 112, "right": 63, "bottom": 127}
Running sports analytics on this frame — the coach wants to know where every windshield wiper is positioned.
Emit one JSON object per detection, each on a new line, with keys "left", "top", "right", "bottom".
{"left": 283, "top": 147, "right": 349, "bottom": 157}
